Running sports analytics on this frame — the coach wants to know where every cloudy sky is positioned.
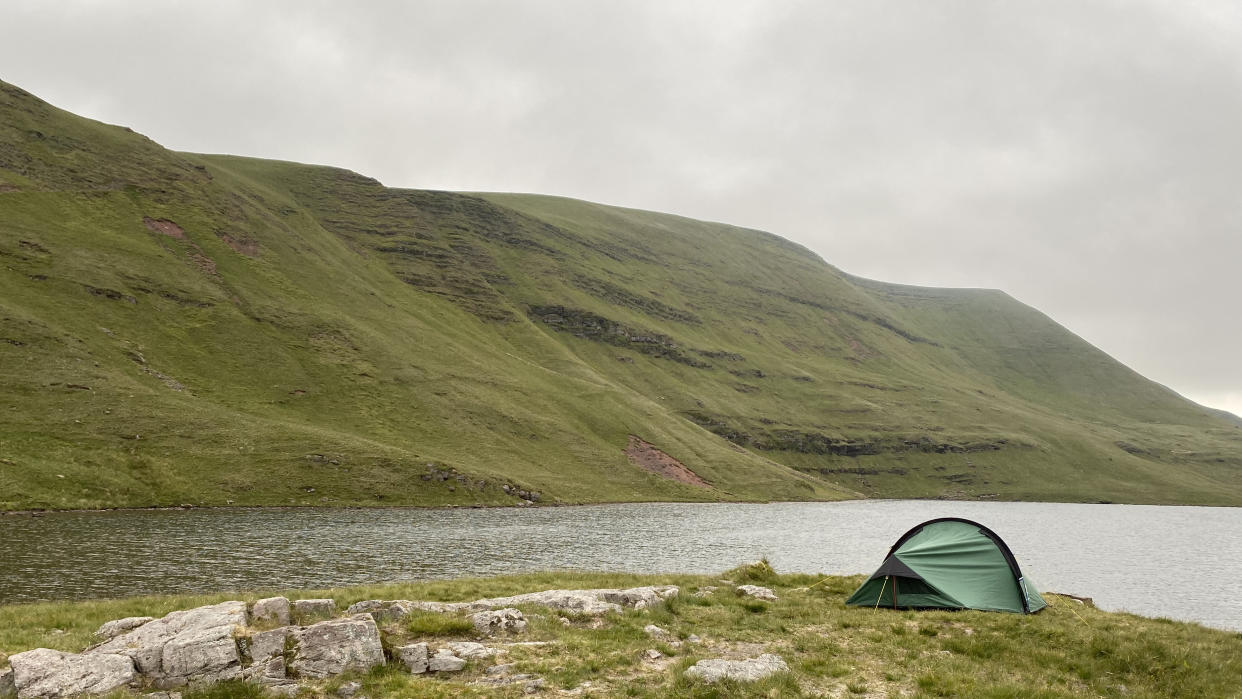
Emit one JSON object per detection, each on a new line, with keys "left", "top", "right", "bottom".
{"left": 4, "top": 1, "right": 1240, "bottom": 416}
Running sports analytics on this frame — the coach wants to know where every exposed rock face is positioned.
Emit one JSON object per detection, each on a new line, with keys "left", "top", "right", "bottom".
{"left": 736, "top": 585, "right": 778, "bottom": 601}
{"left": 444, "top": 642, "right": 501, "bottom": 660}
{"left": 93, "top": 616, "right": 154, "bottom": 640}
{"left": 86, "top": 601, "right": 246, "bottom": 686}
{"left": 473, "top": 586, "right": 679, "bottom": 615}
{"left": 684, "top": 654, "right": 789, "bottom": 683}
{"left": 1, "top": 668, "right": 14, "bottom": 697}
{"left": 8, "top": 648, "right": 136, "bottom": 698}
{"left": 288, "top": 615, "right": 383, "bottom": 679}
{"left": 427, "top": 650, "right": 466, "bottom": 673}
{"left": 292, "top": 599, "right": 336, "bottom": 623}
{"left": 395, "top": 643, "right": 429, "bottom": 674}
{"left": 246, "top": 627, "right": 292, "bottom": 664}
{"left": 251, "top": 597, "right": 291, "bottom": 626}
{"left": 471, "top": 608, "right": 527, "bottom": 636}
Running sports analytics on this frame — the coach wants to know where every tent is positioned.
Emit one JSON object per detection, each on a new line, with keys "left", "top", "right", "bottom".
{"left": 845, "top": 517, "right": 1046, "bottom": 614}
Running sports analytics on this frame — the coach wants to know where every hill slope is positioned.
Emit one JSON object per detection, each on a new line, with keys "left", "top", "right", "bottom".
{"left": 1, "top": 80, "right": 1239, "bottom": 509}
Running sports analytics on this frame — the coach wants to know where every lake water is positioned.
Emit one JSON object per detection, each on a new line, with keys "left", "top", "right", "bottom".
{"left": 1, "top": 500, "right": 1239, "bottom": 632}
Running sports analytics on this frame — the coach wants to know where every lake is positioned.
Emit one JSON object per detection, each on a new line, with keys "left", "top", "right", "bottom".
{"left": 1, "top": 500, "right": 1239, "bottom": 632}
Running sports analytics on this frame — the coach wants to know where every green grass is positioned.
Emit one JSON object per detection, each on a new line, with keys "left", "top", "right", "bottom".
{"left": 2, "top": 565, "right": 1241, "bottom": 697}
{"left": 1, "top": 78, "right": 1240, "bottom": 511}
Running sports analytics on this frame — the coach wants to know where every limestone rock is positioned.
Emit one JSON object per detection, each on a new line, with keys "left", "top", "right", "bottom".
{"left": 485, "top": 663, "right": 515, "bottom": 676}
{"left": 86, "top": 601, "right": 246, "bottom": 684}
{"left": 240, "top": 656, "right": 286, "bottom": 685}
{"left": 524, "top": 677, "right": 546, "bottom": 693}
{"left": 335, "top": 680, "right": 362, "bottom": 697}
{"left": 444, "top": 642, "right": 500, "bottom": 660}
{"left": 684, "top": 654, "right": 788, "bottom": 683}
{"left": 395, "top": 643, "right": 429, "bottom": 674}
{"left": 1, "top": 667, "right": 14, "bottom": 698}
{"left": 643, "top": 649, "right": 664, "bottom": 661}
{"left": 93, "top": 616, "right": 155, "bottom": 639}
{"left": 736, "top": 585, "right": 778, "bottom": 601}
{"left": 267, "top": 683, "right": 300, "bottom": 697}
{"left": 8, "top": 648, "right": 136, "bottom": 698}
{"left": 643, "top": 624, "right": 670, "bottom": 638}
{"left": 471, "top": 608, "right": 527, "bottom": 636}
{"left": 289, "top": 615, "right": 383, "bottom": 679}
{"left": 246, "top": 627, "right": 293, "bottom": 664}
{"left": 428, "top": 650, "right": 466, "bottom": 672}
{"left": 251, "top": 597, "right": 291, "bottom": 626}
{"left": 692, "top": 586, "right": 718, "bottom": 598}
{"left": 292, "top": 599, "right": 336, "bottom": 623}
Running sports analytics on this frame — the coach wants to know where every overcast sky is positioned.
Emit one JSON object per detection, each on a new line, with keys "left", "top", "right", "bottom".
{"left": 3, "top": 0, "right": 1240, "bottom": 416}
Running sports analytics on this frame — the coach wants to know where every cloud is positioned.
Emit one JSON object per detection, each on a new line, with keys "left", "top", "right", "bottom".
{"left": 1, "top": 0, "right": 1238, "bottom": 410}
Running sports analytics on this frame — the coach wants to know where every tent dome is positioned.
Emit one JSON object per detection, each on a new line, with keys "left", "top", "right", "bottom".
{"left": 845, "top": 518, "right": 1046, "bottom": 614}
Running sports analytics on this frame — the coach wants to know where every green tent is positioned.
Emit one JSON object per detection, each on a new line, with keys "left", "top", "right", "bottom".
{"left": 845, "top": 518, "right": 1046, "bottom": 614}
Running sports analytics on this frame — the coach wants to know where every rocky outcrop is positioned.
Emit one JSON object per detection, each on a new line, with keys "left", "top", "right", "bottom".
{"left": 86, "top": 600, "right": 246, "bottom": 686}
{"left": 288, "top": 615, "right": 384, "bottom": 679}
{"left": 395, "top": 643, "right": 429, "bottom": 674}
{"left": 5, "top": 584, "right": 683, "bottom": 697}
{"left": 736, "top": 585, "right": 778, "bottom": 601}
{"left": 684, "top": 654, "right": 789, "bottom": 683}
{"left": 7, "top": 648, "right": 135, "bottom": 698}
{"left": 471, "top": 608, "right": 527, "bottom": 635}
{"left": 251, "top": 597, "right": 291, "bottom": 626}
{"left": 427, "top": 650, "right": 466, "bottom": 672}
{"left": 93, "top": 616, "right": 154, "bottom": 640}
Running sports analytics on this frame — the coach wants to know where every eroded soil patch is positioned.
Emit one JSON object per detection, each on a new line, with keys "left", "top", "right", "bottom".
{"left": 624, "top": 435, "right": 710, "bottom": 487}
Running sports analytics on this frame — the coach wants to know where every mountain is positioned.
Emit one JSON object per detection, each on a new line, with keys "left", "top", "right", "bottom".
{"left": 1, "top": 80, "right": 1239, "bottom": 511}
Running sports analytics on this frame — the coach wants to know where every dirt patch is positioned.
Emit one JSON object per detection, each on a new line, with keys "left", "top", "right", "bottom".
{"left": 143, "top": 217, "right": 185, "bottom": 238}
{"left": 0, "top": 183, "right": 19, "bottom": 193}
{"left": 624, "top": 435, "right": 710, "bottom": 487}
{"left": 217, "top": 232, "right": 259, "bottom": 257}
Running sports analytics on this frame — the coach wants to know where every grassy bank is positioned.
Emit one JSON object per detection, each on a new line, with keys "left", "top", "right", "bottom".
{"left": 2, "top": 565, "right": 1240, "bottom": 698}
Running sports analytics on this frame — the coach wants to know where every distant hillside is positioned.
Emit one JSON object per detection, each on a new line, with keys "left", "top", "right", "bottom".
{"left": 1, "top": 79, "right": 1239, "bottom": 510}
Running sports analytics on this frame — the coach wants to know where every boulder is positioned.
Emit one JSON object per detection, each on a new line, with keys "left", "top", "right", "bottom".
{"left": 93, "top": 616, "right": 154, "bottom": 639}
{"left": 246, "top": 627, "right": 293, "bottom": 664}
{"left": 292, "top": 599, "right": 336, "bottom": 623}
{"left": 599, "top": 586, "right": 679, "bottom": 608}
{"left": 471, "top": 608, "right": 527, "bottom": 636}
{"left": 1, "top": 667, "right": 15, "bottom": 697}
{"left": 8, "top": 648, "right": 136, "bottom": 698}
{"left": 86, "top": 601, "right": 246, "bottom": 685}
{"left": 684, "top": 654, "right": 789, "bottom": 683}
{"left": 240, "top": 656, "right": 286, "bottom": 685}
{"left": 289, "top": 615, "right": 383, "bottom": 679}
{"left": 395, "top": 643, "right": 429, "bottom": 674}
{"left": 643, "top": 649, "right": 664, "bottom": 661}
{"left": 444, "top": 642, "right": 501, "bottom": 660}
{"left": 427, "top": 650, "right": 466, "bottom": 673}
{"left": 251, "top": 597, "right": 291, "bottom": 626}
{"left": 643, "top": 624, "right": 670, "bottom": 638}
{"left": 736, "top": 585, "right": 778, "bottom": 601}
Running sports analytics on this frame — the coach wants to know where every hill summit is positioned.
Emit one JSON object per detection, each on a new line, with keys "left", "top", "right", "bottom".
{"left": 1, "top": 80, "right": 1239, "bottom": 510}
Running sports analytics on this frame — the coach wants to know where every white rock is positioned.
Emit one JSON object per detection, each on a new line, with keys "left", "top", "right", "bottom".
{"left": 684, "top": 654, "right": 789, "bottom": 683}
{"left": 86, "top": 601, "right": 246, "bottom": 684}
{"left": 1, "top": 667, "right": 14, "bottom": 697}
{"left": 246, "top": 627, "right": 293, "bottom": 664}
{"left": 471, "top": 608, "right": 527, "bottom": 635}
{"left": 93, "top": 616, "right": 155, "bottom": 639}
{"left": 251, "top": 598, "right": 291, "bottom": 626}
{"left": 523, "top": 678, "right": 546, "bottom": 693}
{"left": 428, "top": 650, "right": 466, "bottom": 673}
{"left": 292, "top": 599, "right": 336, "bottom": 623}
{"left": 240, "top": 656, "right": 286, "bottom": 685}
{"left": 736, "top": 585, "right": 778, "bottom": 601}
{"left": 444, "top": 642, "right": 501, "bottom": 659}
{"left": 395, "top": 643, "right": 429, "bottom": 674}
{"left": 8, "top": 648, "right": 136, "bottom": 698}
{"left": 643, "top": 624, "right": 670, "bottom": 638}
{"left": 643, "top": 649, "right": 664, "bottom": 661}
{"left": 485, "top": 663, "right": 515, "bottom": 676}
{"left": 289, "top": 615, "right": 384, "bottom": 679}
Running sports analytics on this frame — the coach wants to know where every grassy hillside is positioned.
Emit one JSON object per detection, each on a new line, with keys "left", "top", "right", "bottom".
{"left": 3, "top": 566, "right": 1241, "bottom": 698}
{"left": 1, "top": 79, "right": 1239, "bottom": 510}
